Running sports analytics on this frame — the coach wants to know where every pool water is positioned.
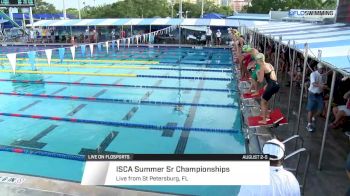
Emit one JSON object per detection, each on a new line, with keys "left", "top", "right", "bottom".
{"left": 0, "top": 46, "right": 243, "bottom": 196}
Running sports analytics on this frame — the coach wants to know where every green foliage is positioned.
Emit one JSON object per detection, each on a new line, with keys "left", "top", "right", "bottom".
{"left": 82, "top": 0, "right": 170, "bottom": 18}
{"left": 32, "top": 0, "right": 59, "bottom": 14}
{"left": 246, "top": 0, "right": 337, "bottom": 13}
{"left": 66, "top": 8, "right": 79, "bottom": 18}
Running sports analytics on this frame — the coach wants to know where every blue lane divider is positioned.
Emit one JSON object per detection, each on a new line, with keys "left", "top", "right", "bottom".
{"left": 137, "top": 75, "right": 232, "bottom": 81}
{"left": 0, "top": 79, "right": 236, "bottom": 92}
{"left": 0, "top": 92, "right": 238, "bottom": 109}
{"left": 0, "top": 145, "right": 85, "bottom": 161}
{"left": 0, "top": 112, "right": 240, "bottom": 134}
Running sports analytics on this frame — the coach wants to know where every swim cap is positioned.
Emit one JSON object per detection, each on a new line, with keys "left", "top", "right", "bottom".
{"left": 242, "top": 45, "right": 252, "bottom": 52}
{"left": 255, "top": 53, "right": 265, "bottom": 62}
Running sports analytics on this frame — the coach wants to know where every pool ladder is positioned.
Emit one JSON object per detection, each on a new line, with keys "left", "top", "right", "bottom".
{"left": 282, "top": 135, "right": 310, "bottom": 196}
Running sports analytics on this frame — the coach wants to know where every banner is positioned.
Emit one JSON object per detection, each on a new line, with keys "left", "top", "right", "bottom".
{"left": 89, "top": 44, "right": 94, "bottom": 57}
{"left": 6, "top": 53, "right": 16, "bottom": 74}
{"left": 44, "top": 49, "right": 52, "bottom": 66}
{"left": 97, "top": 43, "right": 102, "bottom": 53}
{"left": 80, "top": 45, "right": 86, "bottom": 57}
{"left": 58, "top": 48, "right": 65, "bottom": 63}
{"left": 105, "top": 42, "right": 109, "bottom": 54}
{"left": 127, "top": 38, "right": 130, "bottom": 48}
{"left": 70, "top": 46, "right": 76, "bottom": 60}
{"left": 117, "top": 40, "right": 120, "bottom": 50}
{"left": 27, "top": 51, "right": 36, "bottom": 70}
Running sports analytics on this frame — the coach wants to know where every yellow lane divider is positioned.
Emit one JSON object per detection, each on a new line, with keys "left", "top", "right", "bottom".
{"left": 0, "top": 70, "right": 138, "bottom": 77}
{"left": 0, "top": 58, "right": 159, "bottom": 64}
{"left": 9, "top": 64, "right": 150, "bottom": 70}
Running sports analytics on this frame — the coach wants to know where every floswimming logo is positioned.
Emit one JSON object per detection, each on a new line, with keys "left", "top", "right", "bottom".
{"left": 289, "top": 9, "right": 335, "bottom": 18}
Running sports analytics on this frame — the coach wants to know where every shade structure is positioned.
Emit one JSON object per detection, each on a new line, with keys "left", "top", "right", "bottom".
{"left": 252, "top": 21, "right": 350, "bottom": 76}
{"left": 28, "top": 18, "right": 268, "bottom": 28}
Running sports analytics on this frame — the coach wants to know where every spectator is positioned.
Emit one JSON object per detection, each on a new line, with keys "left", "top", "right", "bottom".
{"left": 205, "top": 26, "right": 212, "bottom": 46}
{"left": 238, "top": 139, "right": 300, "bottom": 196}
{"left": 329, "top": 90, "right": 350, "bottom": 129}
{"left": 111, "top": 29, "right": 116, "bottom": 40}
{"left": 216, "top": 29, "right": 222, "bottom": 45}
{"left": 306, "top": 63, "right": 328, "bottom": 132}
{"left": 346, "top": 153, "right": 350, "bottom": 195}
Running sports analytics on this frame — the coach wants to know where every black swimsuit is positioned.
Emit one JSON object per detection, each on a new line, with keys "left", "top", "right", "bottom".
{"left": 262, "top": 69, "right": 280, "bottom": 101}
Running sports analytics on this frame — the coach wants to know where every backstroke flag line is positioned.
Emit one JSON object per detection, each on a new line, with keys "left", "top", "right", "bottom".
{"left": 6, "top": 53, "right": 16, "bottom": 74}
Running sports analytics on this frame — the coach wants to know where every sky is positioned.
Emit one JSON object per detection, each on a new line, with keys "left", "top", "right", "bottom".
{"left": 43, "top": 0, "right": 119, "bottom": 10}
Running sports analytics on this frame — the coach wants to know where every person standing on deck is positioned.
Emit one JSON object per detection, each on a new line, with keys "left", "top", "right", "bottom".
{"left": 256, "top": 53, "right": 280, "bottom": 124}
{"left": 306, "top": 63, "right": 328, "bottom": 132}
{"left": 216, "top": 29, "right": 222, "bottom": 45}
{"left": 238, "top": 139, "right": 300, "bottom": 196}
{"left": 205, "top": 26, "right": 212, "bottom": 46}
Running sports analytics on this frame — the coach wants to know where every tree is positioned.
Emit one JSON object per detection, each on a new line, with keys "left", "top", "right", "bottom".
{"left": 32, "top": 0, "right": 59, "bottom": 14}
{"left": 66, "top": 8, "right": 79, "bottom": 18}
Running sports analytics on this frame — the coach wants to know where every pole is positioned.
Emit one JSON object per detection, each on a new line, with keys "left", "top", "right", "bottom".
{"left": 294, "top": 43, "right": 308, "bottom": 136}
{"left": 263, "top": 35, "right": 267, "bottom": 55}
{"left": 318, "top": 70, "right": 336, "bottom": 170}
{"left": 78, "top": 0, "right": 81, "bottom": 19}
{"left": 63, "top": 0, "right": 67, "bottom": 19}
{"left": 29, "top": 7, "right": 34, "bottom": 28}
{"left": 272, "top": 36, "right": 282, "bottom": 108}
{"left": 286, "top": 41, "right": 296, "bottom": 121}
{"left": 201, "top": 0, "right": 204, "bottom": 18}
{"left": 179, "top": 0, "right": 183, "bottom": 18}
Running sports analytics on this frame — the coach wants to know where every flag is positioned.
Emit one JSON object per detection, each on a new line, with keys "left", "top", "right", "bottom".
{"left": 6, "top": 53, "right": 16, "bottom": 74}
{"left": 97, "top": 43, "right": 102, "bottom": 53}
{"left": 81, "top": 45, "right": 86, "bottom": 57}
{"left": 45, "top": 49, "right": 52, "bottom": 66}
{"left": 105, "top": 41, "right": 109, "bottom": 54}
{"left": 70, "top": 46, "right": 76, "bottom": 60}
{"left": 89, "top": 44, "right": 94, "bottom": 57}
{"left": 112, "top": 40, "right": 115, "bottom": 50}
{"left": 58, "top": 48, "right": 65, "bottom": 63}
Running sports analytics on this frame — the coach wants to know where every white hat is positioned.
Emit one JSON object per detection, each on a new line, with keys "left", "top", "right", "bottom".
{"left": 317, "top": 63, "right": 324, "bottom": 69}
{"left": 262, "top": 139, "right": 285, "bottom": 160}
{"left": 217, "top": 29, "right": 220, "bottom": 31}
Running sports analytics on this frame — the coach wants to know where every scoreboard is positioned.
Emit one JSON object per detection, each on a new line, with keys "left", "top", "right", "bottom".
{"left": 0, "top": 0, "right": 35, "bottom": 7}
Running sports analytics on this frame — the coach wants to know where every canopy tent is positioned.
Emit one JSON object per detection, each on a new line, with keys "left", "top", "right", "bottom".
{"left": 252, "top": 21, "right": 350, "bottom": 76}
{"left": 203, "top": 13, "right": 226, "bottom": 19}
{"left": 27, "top": 18, "right": 268, "bottom": 28}
{"left": 181, "top": 25, "right": 207, "bottom": 32}
{"left": 248, "top": 21, "right": 350, "bottom": 172}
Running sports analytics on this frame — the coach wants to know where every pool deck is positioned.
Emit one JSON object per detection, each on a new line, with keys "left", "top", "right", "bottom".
{"left": 242, "top": 72, "right": 350, "bottom": 195}
{"left": 0, "top": 172, "right": 172, "bottom": 196}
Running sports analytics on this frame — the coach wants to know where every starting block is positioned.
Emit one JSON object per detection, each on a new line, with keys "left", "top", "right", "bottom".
{"left": 247, "top": 108, "right": 287, "bottom": 128}
{"left": 243, "top": 88, "right": 264, "bottom": 99}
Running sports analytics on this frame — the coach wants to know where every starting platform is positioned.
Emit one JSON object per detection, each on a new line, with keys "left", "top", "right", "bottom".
{"left": 247, "top": 108, "right": 287, "bottom": 128}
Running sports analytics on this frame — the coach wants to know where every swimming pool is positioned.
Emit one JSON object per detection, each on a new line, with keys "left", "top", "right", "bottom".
{"left": 0, "top": 45, "right": 243, "bottom": 195}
